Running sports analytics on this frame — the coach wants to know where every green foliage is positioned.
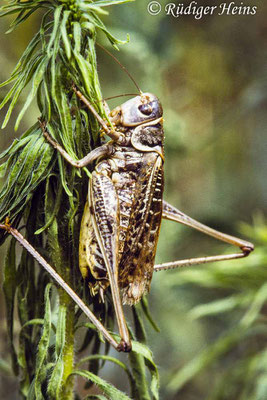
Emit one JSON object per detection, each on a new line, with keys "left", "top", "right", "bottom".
{"left": 1, "top": 1, "right": 265, "bottom": 399}
{"left": 70, "top": 369, "right": 131, "bottom": 400}
{"left": 0, "top": 0, "right": 159, "bottom": 399}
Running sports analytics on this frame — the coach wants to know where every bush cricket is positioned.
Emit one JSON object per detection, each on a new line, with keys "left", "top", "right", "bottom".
{"left": 0, "top": 62, "right": 254, "bottom": 353}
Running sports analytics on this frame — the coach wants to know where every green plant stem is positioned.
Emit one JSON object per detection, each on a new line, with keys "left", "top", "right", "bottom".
{"left": 60, "top": 289, "right": 75, "bottom": 400}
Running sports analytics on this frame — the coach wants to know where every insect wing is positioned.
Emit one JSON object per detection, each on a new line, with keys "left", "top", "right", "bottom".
{"left": 120, "top": 156, "right": 164, "bottom": 304}
{"left": 89, "top": 171, "right": 119, "bottom": 279}
{"left": 89, "top": 171, "right": 131, "bottom": 348}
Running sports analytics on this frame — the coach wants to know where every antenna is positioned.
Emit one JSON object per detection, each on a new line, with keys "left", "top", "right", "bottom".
{"left": 102, "top": 93, "right": 140, "bottom": 101}
{"left": 96, "top": 42, "right": 142, "bottom": 95}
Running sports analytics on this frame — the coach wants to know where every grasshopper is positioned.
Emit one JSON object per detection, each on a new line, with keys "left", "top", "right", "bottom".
{"left": 0, "top": 80, "right": 254, "bottom": 352}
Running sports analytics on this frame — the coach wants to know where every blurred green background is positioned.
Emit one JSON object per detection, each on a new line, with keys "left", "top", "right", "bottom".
{"left": 0, "top": 0, "right": 266, "bottom": 399}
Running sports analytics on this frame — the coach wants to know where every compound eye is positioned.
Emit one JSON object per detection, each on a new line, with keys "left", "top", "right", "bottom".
{"left": 138, "top": 103, "right": 153, "bottom": 116}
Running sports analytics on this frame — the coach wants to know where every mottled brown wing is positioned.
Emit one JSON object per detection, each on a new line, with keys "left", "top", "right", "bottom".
{"left": 89, "top": 171, "right": 120, "bottom": 280}
{"left": 89, "top": 171, "right": 132, "bottom": 346}
{"left": 119, "top": 155, "right": 164, "bottom": 305}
